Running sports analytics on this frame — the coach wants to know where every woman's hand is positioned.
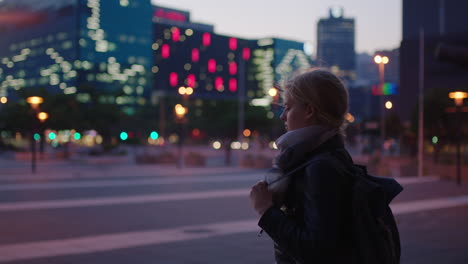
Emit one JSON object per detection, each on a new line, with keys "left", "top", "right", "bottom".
{"left": 249, "top": 181, "right": 273, "bottom": 216}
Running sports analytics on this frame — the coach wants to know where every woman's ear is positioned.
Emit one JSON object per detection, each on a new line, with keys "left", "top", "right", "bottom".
{"left": 305, "top": 104, "right": 315, "bottom": 120}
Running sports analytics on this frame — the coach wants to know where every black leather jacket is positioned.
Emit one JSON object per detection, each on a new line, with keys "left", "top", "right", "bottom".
{"left": 258, "top": 135, "right": 356, "bottom": 264}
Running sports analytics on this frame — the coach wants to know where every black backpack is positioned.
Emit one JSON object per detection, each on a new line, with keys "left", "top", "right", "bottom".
{"left": 349, "top": 164, "right": 403, "bottom": 264}
{"left": 309, "top": 148, "right": 403, "bottom": 264}
{"left": 270, "top": 145, "right": 403, "bottom": 264}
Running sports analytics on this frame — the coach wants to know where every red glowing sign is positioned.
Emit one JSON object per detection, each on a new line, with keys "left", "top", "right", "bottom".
{"left": 229, "top": 38, "right": 237, "bottom": 50}
{"left": 169, "top": 72, "right": 178, "bottom": 87}
{"left": 215, "top": 77, "right": 224, "bottom": 91}
{"left": 229, "top": 62, "right": 237, "bottom": 75}
{"left": 229, "top": 78, "right": 237, "bottom": 92}
{"left": 161, "top": 44, "right": 170, "bottom": 59}
{"left": 242, "top": 47, "right": 251, "bottom": 60}
{"left": 203, "top": 32, "right": 211, "bottom": 46}
{"left": 187, "top": 74, "right": 196, "bottom": 87}
{"left": 191, "top": 48, "right": 199, "bottom": 62}
{"left": 153, "top": 8, "right": 187, "bottom": 22}
{"left": 172, "top": 27, "right": 180, "bottom": 42}
{"left": 208, "top": 59, "right": 216, "bottom": 73}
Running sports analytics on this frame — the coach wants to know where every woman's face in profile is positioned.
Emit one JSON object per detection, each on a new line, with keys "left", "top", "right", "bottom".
{"left": 280, "top": 92, "right": 311, "bottom": 131}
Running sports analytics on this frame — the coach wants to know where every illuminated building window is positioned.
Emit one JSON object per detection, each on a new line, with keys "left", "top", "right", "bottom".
{"left": 187, "top": 74, "right": 196, "bottom": 87}
{"left": 162, "top": 44, "right": 170, "bottom": 59}
{"left": 192, "top": 48, "right": 199, "bottom": 62}
{"left": 123, "top": 85, "right": 133, "bottom": 94}
{"left": 136, "top": 86, "right": 144, "bottom": 95}
{"left": 229, "top": 62, "right": 237, "bottom": 75}
{"left": 242, "top": 47, "right": 251, "bottom": 60}
{"left": 138, "top": 78, "right": 146, "bottom": 85}
{"left": 169, "top": 72, "right": 178, "bottom": 87}
{"left": 202, "top": 32, "right": 211, "bottom": 46}
{"left": 208, "top": 59, "right": 216, "bottom": 73}
{"left": 62, "top": 41, "right": 73, "bottom": 50}
{"left": 171, "top": 27, "right": 180, "bottom": 42}
{"left": 229, "top": 78, "right": 237, "bottom": 92}
{"left": 229, "top": 38, "right": 237, "bottom": 50}
{"left": 215, "top": 77, "right": 224, "bottom": 92}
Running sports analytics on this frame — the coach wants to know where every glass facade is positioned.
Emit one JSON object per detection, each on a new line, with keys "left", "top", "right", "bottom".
{"left": 0, "top": 0, "right": 153, "bottom": 114}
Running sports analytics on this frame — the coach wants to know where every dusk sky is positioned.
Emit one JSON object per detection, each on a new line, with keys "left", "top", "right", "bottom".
{"left": 151, "top": 0, "right": 401, "bottom": 56}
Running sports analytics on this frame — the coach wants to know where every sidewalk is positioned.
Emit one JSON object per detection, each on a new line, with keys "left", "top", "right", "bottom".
{"left": 0, "top": 157, "right": 264, "bottom": 181}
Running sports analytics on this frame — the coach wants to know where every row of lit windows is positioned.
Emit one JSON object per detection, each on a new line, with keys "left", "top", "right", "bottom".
{"left": 9, "top": 32, "right": 70, "bottom": 52}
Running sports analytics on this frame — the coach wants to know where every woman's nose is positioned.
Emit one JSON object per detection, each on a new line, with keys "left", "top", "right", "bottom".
{"left": 280, "top": 111, "right": 286, "bottom": 121}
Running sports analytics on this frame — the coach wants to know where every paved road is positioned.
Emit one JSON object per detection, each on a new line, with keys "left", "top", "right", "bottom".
{"left": 0, "top": 170, "right": 467, "bottom": 263}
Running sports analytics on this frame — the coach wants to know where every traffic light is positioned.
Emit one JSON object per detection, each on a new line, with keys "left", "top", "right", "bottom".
{"left": 120, "top": 132, "right": 129, "bottom": 141}
{"left": 48, "top": 132, "right": 56, "bottom": 140}
{"left": 150, "top": 131, "right": 159, "bottom": 140}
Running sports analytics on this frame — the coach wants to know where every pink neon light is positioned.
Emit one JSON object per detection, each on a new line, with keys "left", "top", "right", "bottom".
{"left": 169, "top": 72, "right": 178, "bottom": 87}
{"left": 191, "top": 48, "right": 199, "bottom": 62}
{"left": 187, "top": 74, "right": 196, "bottom": 87}
{"left": 229, "top": 38, "right": 237, "bottom": 50}
{"left": 215, "top": 77, "right": 224, "bottom": 91}
{"left": 208, "top": 59, "right": 216, "bottom": 73}
{"left": 242, "top": 47, "right": 251, "bottom": 60}
{"left": 229, "top": 61, "right": 237, "bottom": 75}
{"left": 229, "top": 78, "right": 237, "bottom": 92}
{"left": 202, "top": 32, "right": 211, "bottom": 46}
{"left": 172, "top": 27, "right": 180, "bottom": 42}
{"left": 161, "top": 44, "right": 170, "bottom": 59}
{"left": 153, "top": 9, "right": 187, "bottom": 22}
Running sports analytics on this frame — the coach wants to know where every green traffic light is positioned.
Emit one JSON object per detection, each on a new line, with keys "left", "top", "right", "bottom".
{"left": 432, "top": 136, "right": 438, "bottom": 144}
{"left": 74, "top": 132, "right": 81, "bottom": 140}
{"left": 33, "top": 133, "right": 40, "bottom": 141}
{"left": 48, "top": 132, "right": 56, "bottom": 140}
{"left": 120, "top": 132, "right": 129, "bottom": 141}
{"left": 150, "top": 131, "right": 159, "bottom": 140}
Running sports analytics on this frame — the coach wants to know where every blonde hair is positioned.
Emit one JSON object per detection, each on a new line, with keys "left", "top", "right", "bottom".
{"left": 284, "top": 68, "right": 349, "bottom": 136}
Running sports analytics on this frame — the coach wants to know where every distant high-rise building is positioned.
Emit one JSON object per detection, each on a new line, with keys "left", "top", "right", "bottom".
{"left": 399, "top": 0, "right": 468, "bottom": 122}
{"left": 316, "top": 7, "right": 355, "bottom": 80}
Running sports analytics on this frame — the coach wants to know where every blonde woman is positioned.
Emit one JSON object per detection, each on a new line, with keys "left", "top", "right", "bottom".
{"left": 250, "top": 69, "right": 357, "bottom": 263}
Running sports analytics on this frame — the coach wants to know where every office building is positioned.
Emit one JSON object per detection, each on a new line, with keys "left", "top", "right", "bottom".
{"left": 400, "top": 0, "right": 468, "bottom": 122}
{"left": 317, "top": 7, "right": 356, "bottom": 81}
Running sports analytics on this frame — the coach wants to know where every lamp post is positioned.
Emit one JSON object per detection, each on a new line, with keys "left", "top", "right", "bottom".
{"left": 374, "top": 55, "right": 389, "bottom": 150}
{"left": 449, "top": 91, "right": 467, "bottom": 185}
{"left": 174, "top": 103, "right": 188, "bottom": 169}
{"left": 26, "top": 96, "right": 44, "bottom": 174}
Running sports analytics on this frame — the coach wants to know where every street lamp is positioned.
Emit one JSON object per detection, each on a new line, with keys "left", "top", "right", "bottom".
{"left": 37, "top": 112, "right": 49, "bottom": 122}
{"left": 26, "top": 96, "right": 44, "bottom": 174}
{"left": 174, "top": 103, "right": 187, "bottom": 169}
{"left": 448, "top": 91, "right": 467, "bottom": 185}
{"left": 374, "top": 55, "right": 389, "bottom": 149}
{"left": 26, "top": 96, "right": 44, "bottom": 109}
{"left": 385, "top": 101, "right": 393, "bottom": 110}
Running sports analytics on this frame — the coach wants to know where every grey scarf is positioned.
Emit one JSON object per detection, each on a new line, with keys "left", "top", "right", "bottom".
{"left": 265, "top": 125, "right": 338, "bottom": 205}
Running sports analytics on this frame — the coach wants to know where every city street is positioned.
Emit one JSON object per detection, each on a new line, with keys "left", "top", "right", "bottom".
{"left": 0, "top": 166, "right": 467, "bottom": 264}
